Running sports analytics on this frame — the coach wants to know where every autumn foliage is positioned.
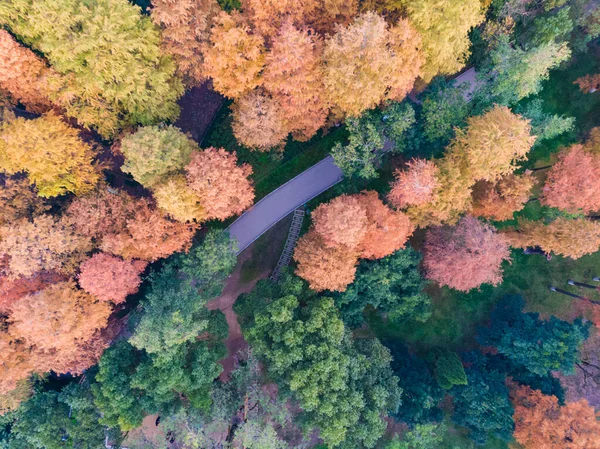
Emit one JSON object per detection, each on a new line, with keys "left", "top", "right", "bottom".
{"left": 185, "top": 147, "right": 255, "bottom": 221}
{"left": 150, "top": 0, "right": 220, "bottom": 87}
{"left": 541, "top": 144, "right": 600, "bottom": 214}
{"left": 0, "top": 114, "right": 100, "bottom": 197}
{"left": 574, "top": 74, "right": 600, "bottom": 93}
{"left": 504, "top": 218, "right": 600, "bottom": 259}
{"left": 511, "top": 385, "right": 600, "bottom": 449}
{"left": 0, "top": 177, "right": 48, "bottom": 226}
{"left": 423, "top": 215, "right": 511, "bottom": 291}
{"left": 294, "top": 191, "right": 413, "bottom": 291}
{"left": 78, "top": 253, "right": 147, "bottom": 304}
{"left": 388, "top": 159, "right": 440, "bottom": 208}
{"left": 450, "top": 106, "right": 535, "bottom": 182}
{"left": 323, "top": 13, "right": 423, "bottom": 116}
{"left": 0, "top": 30, "right": 53, "bottom": 113}
{"left": 472, "top": 173, "right": 534, "bottom": 221}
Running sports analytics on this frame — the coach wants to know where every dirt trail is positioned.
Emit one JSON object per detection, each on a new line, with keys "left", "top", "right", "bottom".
{"left": 206, "top": 249, "right": 270, "bottom": 381}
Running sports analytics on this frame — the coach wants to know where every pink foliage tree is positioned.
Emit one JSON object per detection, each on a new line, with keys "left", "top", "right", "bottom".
{"left": 423, "top": 215, "right": 511, "bottom": 291}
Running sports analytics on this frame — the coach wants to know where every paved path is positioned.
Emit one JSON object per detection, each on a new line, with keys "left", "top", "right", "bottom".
{"left": 227, "top": 156, "right": 343, "bottom": 253}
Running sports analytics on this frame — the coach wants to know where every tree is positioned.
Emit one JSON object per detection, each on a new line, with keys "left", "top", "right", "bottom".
{"left": 8, "top": 281, "right": 111, "bottom": 356}
{"left": 99, "top": 198, "right": 197, "bottom": 261}
{"left": 388, "top": 159, "right": 440, "bottom": 208}
{"left": 0, "top": 215, "right": 92, "bottom": 279}
{"left": 152, "top": 175, "right": 207, "bottom": 223}
{"left": 404, "top": 156, "right": 474, "bottom": 227}
{"left": 384, "top": 342, "right": 444, "bottom": 424}
{"left": 334, "top": 247, "right": 431, "bottom": 327}
{"left": 485, "top": 36, "right": 571, "bottom": 105}
{"left": 423, "top": 216, "right": 511, "bottom": 292}
{"left": 323, "top": 13, "right": 423, "bottom": 116}
{"left": 92, "top": 341, "right": 148, "bottom": 431}
{"left": 240, "top": 0, "right": 318, "bottom": 38}
{"left": 0, "top": 176, "right": 48, "bottom": 226}
{"left": 0, "top": 378, "right": 33, "bottom": 416}
{"left": 451, "top": 352, "right": 515, "bottom": 445}
{"left": 421, "top": 79, "right": 470, "bottom": 143}
{"left": 202, "top": 11, "right": 265, "bottom": 98}
{"left": 405, "top": 0, "right": 484, "bottom": 82}
{"left": 357, "top": 190, "right": 414, "bottom": 259}
{"left": 512, "top": 385, "right": 600, "bottom": 449}
{"left": 231, "top": 90, "right": 288, "bottom": 151}
{"left": 432, "top": 350, "right": 467, "bottom": 389}
{"left": 10, "top": 384, "right": 106, "bottom": 449}
{"left": 449, "top": 106, "right": 535, "bottom": 182}
{"left": 0, "top": 29, "right": 53, "bottom": 113}
{"left": 515, "top": 99, "right": 575, "bottom": 142}
{"left": 245, "top": 295, "right": 400, "bottom": 448}
{"left": 263, "top": 22, "right": 328, "bottom": 142}
{"left": 78, "top": 253, "right": 147, "bottom": 304}
{"left": 471, "top": 173, "right": 534, "bottom": 220}
{"left": 293, "top": 230, "right": 359, "bottom": 292}
{"left": 0, "top": 0, "right": 183, "bottom": 138}
{"left": 0, "top": 114, "right": 99, "bottom": 197}
{"left": 477, "top": 295, "right": 590, "bottom": 376}
{"left": 386, "top": 424, "right": 446, "bottom": 449}
{"left": 312, "top": 195, "right": 369, "bottom": 248}
{"left": 119, "top": 125, "right": 196, "bottom": 188}
{"left": 505, "top": 217, "right": 600, "bottom": 259}
{"left": 150, "top": 0, "right": 220, "bottom": 87}
{"left": 575, "top": 73, "right": 600, "bottom": 93}
{"left": 185, "top": 147, "right": 255, "bottom": 221}
{"left": 541, "top": 145, "right": 600, "bottom": 214}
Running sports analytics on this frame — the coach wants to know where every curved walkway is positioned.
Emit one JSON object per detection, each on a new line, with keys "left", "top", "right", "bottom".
{"left": 227, "top": 155, "right": 343, "bottom": 254}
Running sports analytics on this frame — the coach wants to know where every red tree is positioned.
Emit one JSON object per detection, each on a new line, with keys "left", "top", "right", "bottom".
{"left": 357, "top": 190, "right": 414, "bottom": 259}
{"left": 423, "top": 215, "right": 511, "bottom": 291}
{"left": 512, "top": 385, "right": 600, "bottom": 449}
{"left": 541, "top": 144, "right": 600, "bottom": 214}
{"left": 311, "top": 194, "right": 369, "bottom": 248}
{"left": 78, "top": 253, "right": 147, "bottom": 304}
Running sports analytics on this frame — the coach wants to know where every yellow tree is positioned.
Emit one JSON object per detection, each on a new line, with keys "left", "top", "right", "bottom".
{"left": 293, "top": 230, "right": 359, "bottom": 292}
{"left": 0, "top": 30, "right": 54, "bottom": 113}
{"left": 202, "top": 11, "right": 266, "bottom": 98}
{"left": 152, "top": 175, "right": 206, "bottom": 223}
{"left": 504, "top": 218, "right": 600, "bottom": 259}
{"left": 0, "top": 114, "right": 99, "bottom": 197}
{"left": 262, "top": 22, "right": 328, "bottom": 142}
{"left": 406, "top": 0, "right": 484, "bottom": 82}
{"left": 231, "top": 89, "right": 288, "bottom": 151}
{"left": 0, "top": 215, "right": 92, "bottom": 279}
{"left": 323, "top": 12, "right": 423, "bottom": 116}
{"left": 185, "top": 147, "right": 255, "bottom": 220}
{"left": 150, "top": 0, "right": 220, "bottom": 87}
{"left": 450, "top": 105, "right": 535, "bottom": 182}
{"left": 472, "top": 173, "right": 534, "bottom": 221}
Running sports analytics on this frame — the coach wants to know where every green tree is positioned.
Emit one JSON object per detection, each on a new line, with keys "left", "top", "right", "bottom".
{"left": 385, "top": 342, "right": 444, "bottom": 425}
{"left": 477, "top": 295, "right": 590, "bottom": 376}
{"left": 0, "top": 0, "right": 183, "bottom": 137}
{"left": 451, "top": 352, "right": 514, "bottom": 445}
{"left": 120, "top": 125, "right": 196, "bottom": 188}
{"left": 530, "top": 7, "right": 574, "bottom": 45}
{"left": 9, "top": 384, "right": 106, "bottom": 449}
{"left": 245, "top": 293, "right": 400, "bottom": 448}
{"left": 431, "top": 350, "right": 467, "bottom": 390}
{"left": 92, "top": 341, "right": 149, "bottom": 431}
{"left": 334, "top": 247, "right": 431, "bottom": 327}
{"left": 515, "top": 99, "right": 575, "bottom": 142}
{"left": 386, "top": 423, "right": 446, "bottom": 449}
{"left": 421, "top": 78, "right": 470, "bottom": 144}
{"left": 331, "top": 102, "right": 415, "bottom": 179}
